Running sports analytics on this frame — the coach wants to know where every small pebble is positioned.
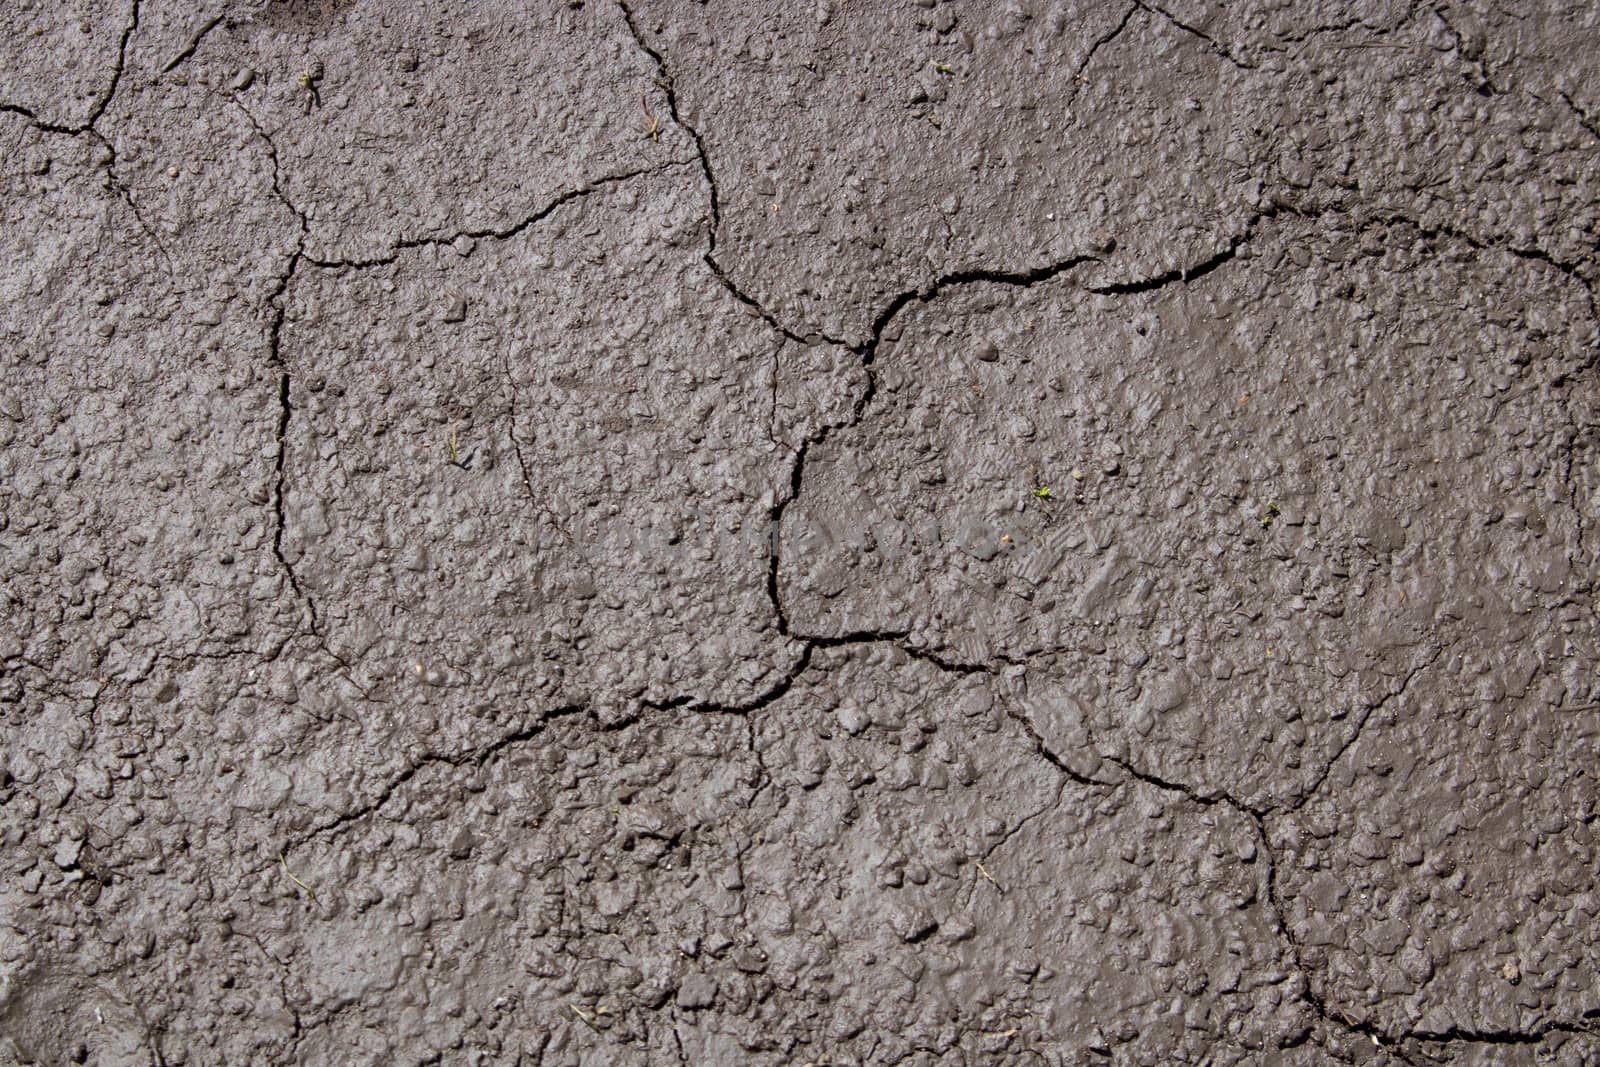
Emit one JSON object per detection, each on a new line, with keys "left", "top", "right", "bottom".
{"left": 676, "top": 973, "right": 717, "bottom": 1010}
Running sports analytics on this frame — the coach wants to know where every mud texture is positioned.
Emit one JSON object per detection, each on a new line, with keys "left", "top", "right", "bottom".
{"left": 2, "top": 1, "right": 1598, "bottom": 1065}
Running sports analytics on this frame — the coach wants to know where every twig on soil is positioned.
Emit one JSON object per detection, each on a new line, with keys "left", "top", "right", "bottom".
{"left": 975, "top": 861, "right": 1004, "bottom": 894}
{"left": 569, "top": 1003, "right": 611, "bottom": 1032}
{"left": 640, "top": 94, "right": 661, "bottom": 141}
{"left": 279, "top": 853, "right": 316, "bottom": 901}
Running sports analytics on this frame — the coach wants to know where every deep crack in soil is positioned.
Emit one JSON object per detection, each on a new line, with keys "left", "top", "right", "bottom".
{"left": 1, "top": 2, "right": 1596, "bottom": 1064}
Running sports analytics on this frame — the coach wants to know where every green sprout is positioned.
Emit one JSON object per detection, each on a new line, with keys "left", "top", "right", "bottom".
{"left": 1032, "top": 486, "right": 1051, "bottom": 498}
{"left": 295, "top": 68, "right": 322, "bottom": 112}
{"left": 1260, "top": 500, "right": 1280, "bottom": 528}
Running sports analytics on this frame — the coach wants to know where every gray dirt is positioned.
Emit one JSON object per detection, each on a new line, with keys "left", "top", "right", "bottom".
{"left": 1, "top": 1, "right": 1598, "bottom": 1065}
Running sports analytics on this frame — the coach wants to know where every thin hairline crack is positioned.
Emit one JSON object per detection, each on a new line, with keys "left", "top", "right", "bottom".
{"left": 0, "top": 0, "right": 141, "bottom": 136}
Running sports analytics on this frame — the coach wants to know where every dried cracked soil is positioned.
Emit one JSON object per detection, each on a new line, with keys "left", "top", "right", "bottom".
{"left": 2, "top": 1, "right": 1599, "bottom": 1065}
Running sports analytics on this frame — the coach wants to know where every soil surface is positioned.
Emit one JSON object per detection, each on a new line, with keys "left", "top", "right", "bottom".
{"left": 2, "top": 2, "right": 1598, "bottom": 1065}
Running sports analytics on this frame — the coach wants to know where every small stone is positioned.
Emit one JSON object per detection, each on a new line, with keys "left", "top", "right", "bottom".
{"left": 442, "top": 292, "right": 467, "bottom": 322}
{"left": 230, "top": 68, "right": 255, "bottom": 91}
{"left": 896, "top": 909, "right": 938, "bottom": 942}
{"left": 53, "top": 838, "right": 83, "bottom": 869}
{"left": 676, "top": 973, "right": 717, "bottom": 1009}
{"left": 837, "top": 702, "right": 868, "bottom": 735}
{"left": 975, "top": 340, "right": 999, "bottom": 362}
